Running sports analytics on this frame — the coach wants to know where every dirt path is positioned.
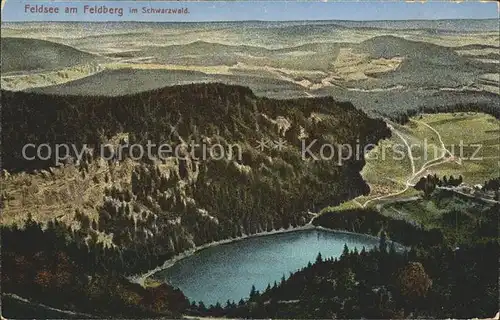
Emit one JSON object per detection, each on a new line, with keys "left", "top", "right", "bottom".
{"left": 356, "top": 118, "right": 462, "bottom": 208}
{"left": 412, "top": 119, "right": 454, "bottom": 158}
{"left": 2, "top": 293, "right": 94, "bottom": 318}
{"left": 358, "top": 123, "right": 414, "bottom": 208}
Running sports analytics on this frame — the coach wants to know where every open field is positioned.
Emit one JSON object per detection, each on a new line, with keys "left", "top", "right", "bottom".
{"left": 418, "top": 113, "right": 500, "bottom": 183}
{"left": 327, "top": 112, "right": 499, "bottom": 211}
{"left": 1, "top": 63, "right": 103, "bottom": 91}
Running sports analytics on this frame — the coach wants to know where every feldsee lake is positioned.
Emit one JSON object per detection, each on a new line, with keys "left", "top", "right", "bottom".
{"left": 153, "top": 229, "right": 391, "bottom": 305}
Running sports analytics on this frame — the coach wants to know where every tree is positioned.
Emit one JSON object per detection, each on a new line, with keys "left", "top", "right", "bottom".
{"left": 249, "top": 284, "right": 257, "bottom": 299}
{"left": 443, "top": 175, "right": 448, "bottom": 186}
{"left": 198, "top": 301, "right": 207, "bottom": 313}
{"left": 389, "top": 242, "right": 396, "bottom": 255}
{"left": 213, "top": 302, "right": 224, "bottom": 316}
{"left": 315, "top": 252, "right": 323, "bottom": 264}
{"left": 397, "top": 262, "right": 432, "bottom": 300}
{"left": 338, "top": 267, "right": 356, "bottom": 294}
{"left": 342, "top": 244, "right": 349, "bottom": 257}
{"left": 414, "top": 177, "right": 427, "bottom": 191}
{"left": 265, "top": 283, "right": 271, "bottom": 293}
{"left": 379, "top": 231, "right": 388, "bottom": 252}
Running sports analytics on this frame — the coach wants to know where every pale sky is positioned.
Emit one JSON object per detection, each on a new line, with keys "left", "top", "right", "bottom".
{"left": 2, "top": 1, "right": 498, "bottom": 22}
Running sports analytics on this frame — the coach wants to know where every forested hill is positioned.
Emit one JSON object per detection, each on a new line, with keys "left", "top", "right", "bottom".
{"left": 3, "top": 83, "right": 387, "bottom": 172}
{"left": 2, "top": 83, "right": 389, "bottom": 275}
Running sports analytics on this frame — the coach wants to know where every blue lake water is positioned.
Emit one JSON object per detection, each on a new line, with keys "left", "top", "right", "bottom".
{"left": 153, "top": 229, "right": 384, "bottom": 305}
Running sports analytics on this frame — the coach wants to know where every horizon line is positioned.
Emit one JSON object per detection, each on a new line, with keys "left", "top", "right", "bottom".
{"left": 2, "top": 17, "right": 498, "bottom": 23}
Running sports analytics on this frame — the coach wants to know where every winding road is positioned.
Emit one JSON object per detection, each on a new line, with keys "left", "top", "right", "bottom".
{"left": 356, "top": 118, "right": 461, "bottom": 208}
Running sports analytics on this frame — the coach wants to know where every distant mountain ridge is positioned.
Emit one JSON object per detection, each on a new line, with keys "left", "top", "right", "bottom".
{"left": 2, "top": 19, "right": 498, "bottom": 32}
{"left": 0, "top": 37, "right": 97, "bottom": 74}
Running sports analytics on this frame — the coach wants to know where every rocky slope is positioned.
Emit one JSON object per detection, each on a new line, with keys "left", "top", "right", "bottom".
{"left": 2, "top": 83, "right": 390, "bottom": 273}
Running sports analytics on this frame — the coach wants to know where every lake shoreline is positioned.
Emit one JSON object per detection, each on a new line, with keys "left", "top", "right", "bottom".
{"left": 128, "top": 223, "right": 316, "bottom": 286}
{"left": 128, "top": 222, "right": 386, "bottom": 287}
